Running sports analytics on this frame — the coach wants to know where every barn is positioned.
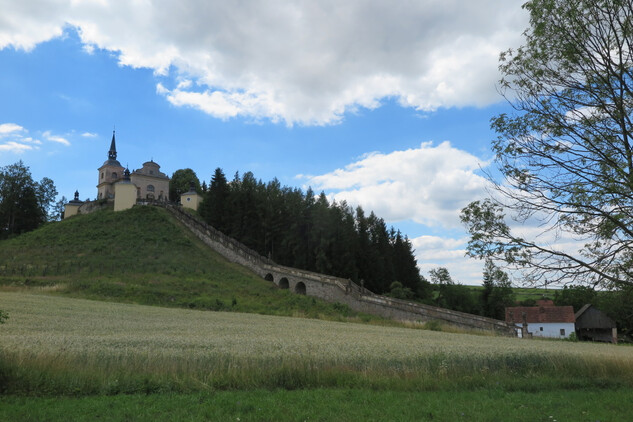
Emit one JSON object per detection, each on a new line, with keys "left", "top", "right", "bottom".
{"left": 575, "top": 304, "right": 618, "bottom": 343}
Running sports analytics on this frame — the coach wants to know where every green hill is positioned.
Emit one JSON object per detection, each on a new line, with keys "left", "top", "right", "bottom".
{"left": 0, "top": 206, "right": 368, "bottom": 321}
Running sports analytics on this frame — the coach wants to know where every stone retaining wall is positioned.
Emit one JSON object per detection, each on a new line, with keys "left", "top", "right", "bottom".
{"left": 164, "top": 204, "right": 516, "bottom": 336}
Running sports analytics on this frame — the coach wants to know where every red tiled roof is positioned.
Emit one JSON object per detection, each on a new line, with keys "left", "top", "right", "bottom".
{"left": 505, "top": 305, "right": 575, "bottom": 324}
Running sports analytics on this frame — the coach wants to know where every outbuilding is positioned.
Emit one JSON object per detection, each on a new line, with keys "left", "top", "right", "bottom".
{"left": 575, "top": 304, "right": 617, "bottom": 343}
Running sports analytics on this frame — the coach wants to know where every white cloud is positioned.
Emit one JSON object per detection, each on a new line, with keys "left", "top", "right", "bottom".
{"left": 21, "top": 137, "right": 42, "bottom": 145}
{"left": 0, "top": 122, "right": 73, "bottom": 153}
{"left": 81, "top": 132, "right": 98, "bottom": 138}
{"left": 0, "top": 0, "right": 527, "bottom": 125}
{"left": 0, "top": 141, "right": 36, "bottom": 153}
{"left": 0, "top": 123, "right": 25, "bottom": 136}
{"left": 411, "top": 235, "right": 484, "bottom": 285}
{"left": 301, "top": 141, "right": 491, "bottom": 229}
{"left": 43, "top": 130, "right": 71, "bottom": 146}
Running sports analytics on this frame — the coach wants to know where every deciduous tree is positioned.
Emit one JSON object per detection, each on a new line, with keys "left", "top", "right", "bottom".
{"left": 481, "top": 259, "right": 515, "bottom": 319}
{"left": 461, "top": 0, "right": 633, "bottom": 288}
{"left": 0, "top": 161, "right": 57, "bottom": 238}
{"left": 169, "top": 168, "right": 201, "bottom": 201}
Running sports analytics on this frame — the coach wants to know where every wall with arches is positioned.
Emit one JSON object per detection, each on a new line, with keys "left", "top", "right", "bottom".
{"left": 165, "top": 204, "right": 516, "bottom": 335}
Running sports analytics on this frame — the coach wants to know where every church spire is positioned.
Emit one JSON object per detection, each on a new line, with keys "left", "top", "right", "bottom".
{"left": 108, "top": 130, "right": 117, "bottom": 160}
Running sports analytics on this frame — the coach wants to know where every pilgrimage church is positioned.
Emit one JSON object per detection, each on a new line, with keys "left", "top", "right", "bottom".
{"left": 64, "top": 132, "right": 201, "bottom": 218}
{"left": 97, "top": 131, "right": 169, "bottom": 201}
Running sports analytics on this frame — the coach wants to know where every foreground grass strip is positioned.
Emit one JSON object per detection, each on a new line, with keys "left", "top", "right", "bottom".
{"left": 1, "top": 292, "right": 632, "bottom": 394}
{"left": 2, "top": 389, "right": 632, "bottom": 421}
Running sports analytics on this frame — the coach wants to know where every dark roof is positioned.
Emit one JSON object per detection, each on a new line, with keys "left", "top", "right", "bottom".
{"left": 108, "top": 131, "right": 117, "bottom": 160}
{"left": 506, "top": 305, "right": 575, "bottom": 324}
{"left": 575, "top": 304, "right": 592, "bottom": 319}
{"left": 575, "top": 304, "right": 616, "bottom": 329}
{"left": 101, "top": 159, "right": 123, "bottom": 167}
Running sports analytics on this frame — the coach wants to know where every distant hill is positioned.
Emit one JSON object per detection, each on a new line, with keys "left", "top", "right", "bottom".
{"left": 0, "top": 206, "right": 374, "bottom": 321}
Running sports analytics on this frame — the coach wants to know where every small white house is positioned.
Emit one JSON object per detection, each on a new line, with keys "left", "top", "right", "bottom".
{"left": 506, "top": 300, "right": 576, "bottom": 339}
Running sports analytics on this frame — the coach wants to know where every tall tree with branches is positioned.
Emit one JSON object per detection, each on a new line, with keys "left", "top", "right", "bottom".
{"left": 461, "top": 0, "right": 633, "bottom": 288}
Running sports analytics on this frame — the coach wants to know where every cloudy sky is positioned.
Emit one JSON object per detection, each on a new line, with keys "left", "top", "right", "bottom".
{"left": 0, "top": 0, "right": 528, "bottom": 285}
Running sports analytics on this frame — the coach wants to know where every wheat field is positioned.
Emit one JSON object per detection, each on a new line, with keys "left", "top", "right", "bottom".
{"left": 1, "top": 291, "right": 631, "bottom": 393}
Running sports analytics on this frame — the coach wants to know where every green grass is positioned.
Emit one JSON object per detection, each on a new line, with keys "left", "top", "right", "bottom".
{"left": 0, "top": 206, "right": 376, "bottom": 321}
{"left": 2, "top": 389, "right": 632, "bottom": 421}
{"left": 2, "top": 292, "right": 632, "bottom": 420}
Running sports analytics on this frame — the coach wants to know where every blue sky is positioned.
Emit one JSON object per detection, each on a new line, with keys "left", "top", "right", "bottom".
{"left": 0, "top": 0, "right": 527, "bottom": 285}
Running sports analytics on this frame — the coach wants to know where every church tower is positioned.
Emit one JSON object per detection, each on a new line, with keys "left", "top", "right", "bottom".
{"left": 97, "top": 131, "right": 125, "bottom": 200}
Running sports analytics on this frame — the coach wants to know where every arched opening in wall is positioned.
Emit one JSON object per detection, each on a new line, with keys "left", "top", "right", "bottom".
{"left": 264, "top": 273, "right": 274, "bottom": 282}
{"left": 295, "top": 282, "right": 306, "bottom": 295}
{"left": 279, "top": 278, "right": 289, "bottom": 289}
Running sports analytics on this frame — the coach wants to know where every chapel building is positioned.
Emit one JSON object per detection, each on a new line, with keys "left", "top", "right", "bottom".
{"left": 97, "top": 131, "right": 170, "bottom": 201}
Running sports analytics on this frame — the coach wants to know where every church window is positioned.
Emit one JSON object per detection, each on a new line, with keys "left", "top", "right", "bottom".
{"left": 147, "top": 185, "right": 155, "bottom": 192}
{"left": 112, "top": 172, "right": 118, "bottom": 180}
{"left": 101, "top": 172, "right": 104, "bottom": 180}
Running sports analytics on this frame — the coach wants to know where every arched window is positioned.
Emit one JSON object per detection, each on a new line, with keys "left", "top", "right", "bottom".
{"left": 147, "top": 185, "right": 155, "bottom": 192}
{"left": 111, "top": 172, "right": 118, "bottom": 180}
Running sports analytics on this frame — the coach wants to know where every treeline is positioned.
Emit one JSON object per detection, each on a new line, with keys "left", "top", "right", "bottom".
{"left": 194, "top": 168, "right": 423, "bottom": 296}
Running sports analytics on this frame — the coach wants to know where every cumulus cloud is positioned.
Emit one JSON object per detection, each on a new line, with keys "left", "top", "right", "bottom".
{"left": 0, "top": 0, "right": 527, "bottom": 125}
{"left": 300, "top": 141, "right": 491, "bottom": 228}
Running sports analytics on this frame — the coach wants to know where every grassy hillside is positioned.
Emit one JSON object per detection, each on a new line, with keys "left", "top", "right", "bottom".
{"left": 0, "top": 206, "right": 367, "bottom": 320}
{"left": 466, "top": 285, "right": 561, "bottom": 303}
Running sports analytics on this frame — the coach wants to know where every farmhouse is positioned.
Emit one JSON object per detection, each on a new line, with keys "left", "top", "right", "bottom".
{"left": 505, "top": 300, "right": 575, "bottom": 339}
{"left": 575, "top": 304, "right": 618, "bottom": 343}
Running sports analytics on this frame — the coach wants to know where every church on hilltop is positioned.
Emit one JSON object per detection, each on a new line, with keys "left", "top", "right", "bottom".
{"left": 97, "top": 131, "right": 169, "bottom": 201}
{"left": 64, "top": 131, "right": 197, "bottom": 218}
